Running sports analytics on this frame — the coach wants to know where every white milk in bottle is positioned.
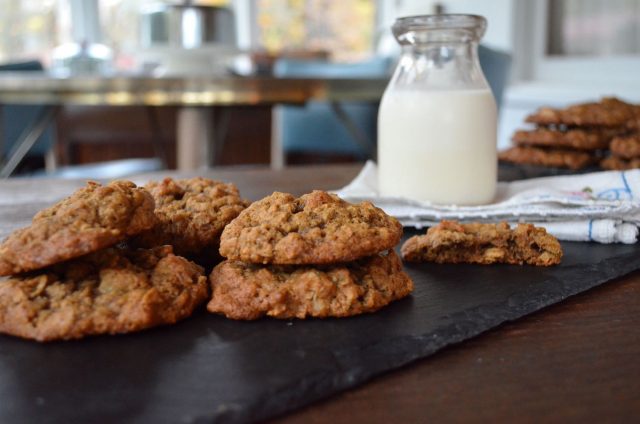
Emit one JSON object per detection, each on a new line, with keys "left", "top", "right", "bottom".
{"left": 377, "top": 14, "right": 498, "bottom": 205}
{"left": 378, "top": 88, "right": 497, "bottom": 204}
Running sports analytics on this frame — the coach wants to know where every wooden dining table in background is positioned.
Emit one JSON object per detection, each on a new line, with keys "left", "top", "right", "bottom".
{"left": 0, "top": 164, "right": 637, "bottom": 422}
{"left": 0, "top": 73, "right": 387, "bottom": 176}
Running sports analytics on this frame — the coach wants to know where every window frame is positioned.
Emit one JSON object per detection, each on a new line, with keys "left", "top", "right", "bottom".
{"left": 512, "top": 0, "right": 640, "bottom": 85}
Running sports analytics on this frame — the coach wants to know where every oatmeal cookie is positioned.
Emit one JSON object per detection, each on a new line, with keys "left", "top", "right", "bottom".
{"left": 133, "top": 177, "right": 249, "bottom": 256}
{"left": 525, "top": 97, "right": 636, "bottom": 127}
{"left": 401, "top": 221, "right": 562, "bottom": 266}
{"left": 0, "top": 181, "right": 156, "bottom": 276}
{"left": 0, "top": 246, "right": 208, "bottom": 341}
{"left": 610, "top": 134, "right": 640, "bottom": 159}
{"left": 219, "top": 190, "right": 402, "bottom": 265}
{"left": 600, "top": 156, "right": 640, "bottom": 170}
{"left": 499, "top": 146, "right": 599, "bottom": 170}
{"left": 511, "top": 128, "right": 618, "bottom": 150}
{"left": 207, "top": 251, "right": 413, "bottom": 320}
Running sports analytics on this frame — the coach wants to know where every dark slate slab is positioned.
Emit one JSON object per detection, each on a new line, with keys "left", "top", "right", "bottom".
{"left": 1, "top": 233, "right": 639, "bottom": 424}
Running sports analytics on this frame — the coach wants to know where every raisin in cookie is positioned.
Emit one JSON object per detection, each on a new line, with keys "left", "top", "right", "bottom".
{"left": 0, "top": 181, "right": 156, "bottom": 276}
{"left": 219, "top": 190, "right": 403, "bottom": 265}
{"left": 401, "top": 221, "right": 562, "bottom": 266}
{"left": 207, "top": 251, "right": 413, "bottom": 320}
{"left": 0, "top": 246, "right": 208, "bottom": 341}
{"left": 133, "top": 177, "right": 249, "bottom": 256}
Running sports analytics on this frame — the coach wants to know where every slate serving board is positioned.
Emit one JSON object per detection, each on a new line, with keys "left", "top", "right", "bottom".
{"left": 1, "top": 231, "right": 639, "bottom": 424}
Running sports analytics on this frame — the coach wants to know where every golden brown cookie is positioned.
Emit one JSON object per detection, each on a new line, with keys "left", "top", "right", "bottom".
{"left": 0, "top": 181, "right": 156, "bottom": 276}
{"left": 610, "top": 134, "right": 640, "bottom": 159}
{"left": 401, "top": 221, "right": 562, "bottom": 266}
{"left": 0, "top": 246, "right": 208, "bottom": 342}
{"left": 511, "top": 128, "right": 618, "bottom": 151}
{"left": 219, "top": 190, "right": 403, "bottom": 265}
{"left": 133, "top": 177, "right": 249, "bottom": 257}
{"left": 600, "top": 156, "right": 640, "bottom": 170}
{"left": 207, "top": 251, "right": 413, "bottom": 320}
{"left": 499, "top": 146, "right": 599, "bottom": 170}
{"left": 525, "top": 97, "right": 636, "bottom": 128}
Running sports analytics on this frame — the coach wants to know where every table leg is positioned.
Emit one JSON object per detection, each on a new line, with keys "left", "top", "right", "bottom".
{"left": 177, "top": 106, "right": 213, "bottom": 171}
{"left": 270, "top": 106, "right": 285, "bottom": 169}
{"left": 0, "top": 105, "right": 59, "bottom": 179}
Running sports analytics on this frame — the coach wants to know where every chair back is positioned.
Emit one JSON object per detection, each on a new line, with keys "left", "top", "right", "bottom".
{"left": 273, "top": 56, "right": 391, "bottom": 160}
{"left": 0, "top": 60, "right": 52, "bottom": 158}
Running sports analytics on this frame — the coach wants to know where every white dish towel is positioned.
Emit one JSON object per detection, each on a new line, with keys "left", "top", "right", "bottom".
{"left": 334, "top": 161, "right": 640, "bottom": 244}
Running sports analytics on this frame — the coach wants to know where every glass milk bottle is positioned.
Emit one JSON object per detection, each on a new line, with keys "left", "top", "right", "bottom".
{"left": 378, "top": 14, "right": 497, "bottom": 205}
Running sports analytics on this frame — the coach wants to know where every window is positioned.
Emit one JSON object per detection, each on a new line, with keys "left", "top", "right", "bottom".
{"left": 547, "top": 0, "right": 640, "bottom": 56}
{"left": 513, "top": 0, "right": 640, "bottom": 85}
{"left": 252, "top": 0, "right": 377, "bottom": 62}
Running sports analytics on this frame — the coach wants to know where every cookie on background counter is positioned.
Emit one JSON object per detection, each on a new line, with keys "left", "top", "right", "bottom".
{"left": 208, "top": 251, "right": 413, "bottom": 320}
{"left": 219, "top": 190, "right": 403, "bottom": 265}
{"left": 600, "top": 156, "right": 640, "bottom": 171}
{"left": 511, "top": 127, "right": 618, "bottom": 151}
{"left": 610, "top": 134, "right": 640, "bottom": 160}
{"left": 401, "top": 221, "right": 562, "bottom": 266}
{"left": 133, "top": 177, "right": 249, "bottom": 257}
{"left": 498, "top": 146, "right": 599, "bottom": 170}
{"left": 0, "top": 181, "right": 156, "bottom": 276}
{"left": 525, "top": 97, "right": 636, "bottom": 128}
{"left": 0, "top": 246, "right": 208, "bottom": 342}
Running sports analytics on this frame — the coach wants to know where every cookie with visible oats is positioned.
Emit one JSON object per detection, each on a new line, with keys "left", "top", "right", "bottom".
{"left": 600, "top": 156, "right": 640, "bottom": 170}
{"left": 499, "top": 146, "right": 599, "bottom": 170}
{"left": 610, "top": 134, "right": 640, "bottom": 159}
{"left": 0, "top": 246, "right": 208, "bottom": 342}
{"left": 401, "top": 221, "right": 562, "bottom": 266}
{"left": 133, "top": 177, "right": 249, "bottom": 257}
{"left": 219, "top": 190, "right": 403, "bottom": 265}
{"left": 511, "top": 128, "right": 618, "bottom": 151}
{"left": 0, "top": 180, "right": 156, "bottom": 276}
{"left": 525, "top": 97, "right": 636, "bottom": 127}
{"left": 207, "top": 250, "right": 413, "bottom": 320}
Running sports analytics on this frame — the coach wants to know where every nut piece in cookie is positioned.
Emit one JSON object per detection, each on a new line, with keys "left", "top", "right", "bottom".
{"left": 401, "top": 221, "right": 562, "bottom": 266}
{"left": 0, "top": 245, "right": 208, "bottom": 341}
{"left": 0, "top": 180, "right": 156, "bottom": 276}
{"left": 219, "top": 190, "right": 403, "bottom": 265}
{"left": 207, "top": 251, "right": 413, "bottom": 320}
{"left": 499, "top": 146, "right": 599, "bottom": 170}
{"left": 133, "top": 177, "right": 249, "bottom": 256}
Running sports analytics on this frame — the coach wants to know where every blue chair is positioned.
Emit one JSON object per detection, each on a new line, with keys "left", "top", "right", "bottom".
{"left": 0, "top": 61, "right": 53, "bottom": 167}
{"left": 478, "top": 45, "right": 511, "bottom": 111}
{"left": 273, "top": 57, "right": 392, "bottom": 163}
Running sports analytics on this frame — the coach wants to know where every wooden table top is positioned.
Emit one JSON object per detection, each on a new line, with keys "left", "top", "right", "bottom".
{"left": 0, "top": 73, "right": 387, "bottom": 106}
{"left": 1, "top": 164, "right": 638, "bottom": 422}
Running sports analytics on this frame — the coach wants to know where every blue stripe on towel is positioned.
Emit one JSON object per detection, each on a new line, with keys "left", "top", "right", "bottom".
{"left": 588, "top": 219, "right": 594, "bottom": 242}
{"left": 621, "top": 171, "right": 633, "bottom": 198}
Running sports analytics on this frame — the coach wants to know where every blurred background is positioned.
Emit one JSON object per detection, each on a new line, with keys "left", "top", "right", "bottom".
{"left": 0, "top": 0, "right": 639, "bottom": 176}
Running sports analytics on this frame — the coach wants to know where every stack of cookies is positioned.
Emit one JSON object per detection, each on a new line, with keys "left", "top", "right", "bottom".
{"left": 0, "top": 177, "right": 250, "bottom": 342}
{"left": 500, "top": 97, "right": 640, "bottom": 171}
{"left": 602, "top": 133, "right": 640, "bottom": 170}
{"left": 207, "top": 190, "right": 414, "bottom": 320}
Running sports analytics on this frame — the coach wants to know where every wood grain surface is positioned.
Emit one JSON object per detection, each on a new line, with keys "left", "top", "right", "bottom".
{"left": 1, "top": 164, "right": 638, "bottom": 423}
